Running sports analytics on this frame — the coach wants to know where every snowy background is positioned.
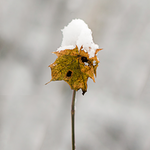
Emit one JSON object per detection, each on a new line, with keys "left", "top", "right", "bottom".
{"left": 0, "top": 0, "right": 150, "bottom": 150}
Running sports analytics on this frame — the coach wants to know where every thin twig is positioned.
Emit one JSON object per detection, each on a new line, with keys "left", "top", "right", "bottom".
{"left": 71, "top": 90, "right": 76, "bottom": 150}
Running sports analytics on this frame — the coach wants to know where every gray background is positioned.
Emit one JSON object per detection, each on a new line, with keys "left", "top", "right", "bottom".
{"left": 0, "top": 0, "right": 150, "bottom": 150}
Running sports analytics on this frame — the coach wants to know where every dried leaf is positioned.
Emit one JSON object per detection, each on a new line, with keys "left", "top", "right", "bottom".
{"left": 46, "top": 46, "right": 102, "bottom": 95}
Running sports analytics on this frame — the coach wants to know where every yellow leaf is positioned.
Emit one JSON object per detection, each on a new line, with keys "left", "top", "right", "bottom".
{"left": 46, "top": 46, "right": 102, "bottom": 95}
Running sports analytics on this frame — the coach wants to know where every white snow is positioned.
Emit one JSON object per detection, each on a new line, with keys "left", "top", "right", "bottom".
{"left": 57, "top": 19, "right": 99, "bottom": 58}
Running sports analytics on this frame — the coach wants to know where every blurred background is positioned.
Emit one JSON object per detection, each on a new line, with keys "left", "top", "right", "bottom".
{"left": 0, "top": 0, "right": 150, "bottom": 150}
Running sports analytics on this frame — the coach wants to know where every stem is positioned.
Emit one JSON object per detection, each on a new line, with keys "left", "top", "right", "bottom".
{"left": 71, "top": 90, "right": 76, "bottom": 150}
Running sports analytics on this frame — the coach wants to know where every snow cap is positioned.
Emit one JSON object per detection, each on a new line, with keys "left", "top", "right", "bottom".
{"left": 57, "top": 19, "right": 99, "bottom": 58}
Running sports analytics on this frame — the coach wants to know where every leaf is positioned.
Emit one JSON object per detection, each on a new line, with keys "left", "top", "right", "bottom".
{"left": 46, "top": 46, "right": 102, "bottom": 95}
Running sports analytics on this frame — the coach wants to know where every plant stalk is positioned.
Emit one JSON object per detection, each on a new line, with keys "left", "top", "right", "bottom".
{"left": 71, "top": 90, "right": 76, "bottom": 150}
